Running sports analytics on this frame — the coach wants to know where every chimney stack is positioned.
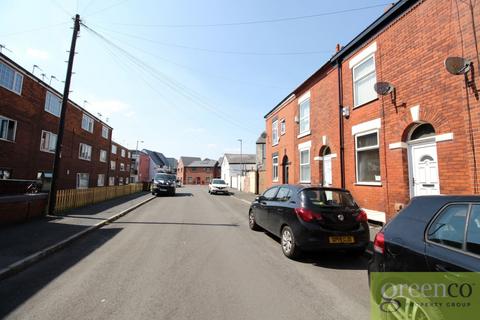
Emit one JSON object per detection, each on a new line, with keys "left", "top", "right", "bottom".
{"left": 336, "top": 43, "right": 342, "bottom": 52}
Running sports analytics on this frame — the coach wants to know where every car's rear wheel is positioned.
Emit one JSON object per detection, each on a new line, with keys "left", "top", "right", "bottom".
{"left": 281, "top": 226, "right": 299, "bottom": 259}
{"left": 248, "top": 210, "right": 260, "bottom": 231}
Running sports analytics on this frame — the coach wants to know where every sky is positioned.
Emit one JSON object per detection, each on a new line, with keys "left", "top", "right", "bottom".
{"left": 0, "top": 0, "right": 394, "bottom": 160}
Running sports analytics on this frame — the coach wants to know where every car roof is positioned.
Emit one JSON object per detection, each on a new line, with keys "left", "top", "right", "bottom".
{"left": 269, "top": 184, "right": 349, "bottom": 193}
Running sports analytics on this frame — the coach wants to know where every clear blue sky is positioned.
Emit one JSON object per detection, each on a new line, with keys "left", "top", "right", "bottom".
{"left": 0, "top": 0, "right": 393, "bottom": 160}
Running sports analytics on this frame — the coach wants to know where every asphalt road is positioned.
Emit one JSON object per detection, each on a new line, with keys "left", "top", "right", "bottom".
{"left": 0, "top": 186, "right": 370, "bottom": 320}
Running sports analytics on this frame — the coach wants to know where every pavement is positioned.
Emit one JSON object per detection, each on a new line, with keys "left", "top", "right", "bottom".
{"left": 0, "top": 192, "right": 155, "bottom": 279}
{"left": 0, "top": 185, "right": 371, "bottom": 320}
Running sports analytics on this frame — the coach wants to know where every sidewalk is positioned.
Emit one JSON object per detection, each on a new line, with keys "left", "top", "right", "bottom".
{"left": 0, "top": 192, "right": 154, "bottom": 277}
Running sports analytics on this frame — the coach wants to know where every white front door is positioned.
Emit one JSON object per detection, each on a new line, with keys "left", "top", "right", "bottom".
{"left": 323, "top": 156, "right": 332, "bottom": 186}
{"left": 409, "top": 142, "right": 440, "bottom": 197}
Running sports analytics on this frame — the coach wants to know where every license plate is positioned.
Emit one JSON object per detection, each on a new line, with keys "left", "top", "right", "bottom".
{"left": 159, "top": 188, "right": 168, "bottom": 191}
{"left": 329, "top": 236, "right": 355, "bottom": 244}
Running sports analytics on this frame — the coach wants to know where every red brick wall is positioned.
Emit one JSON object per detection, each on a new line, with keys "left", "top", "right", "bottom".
{"left": 183, "top": 166, "right": 220, "bottom": 185}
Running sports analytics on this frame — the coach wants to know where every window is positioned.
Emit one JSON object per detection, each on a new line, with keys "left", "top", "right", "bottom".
{"left": 121, "top": 149, "right": 126, "bottom": 157}
{"left": 353, "top": 55, "right": 377, "bottom": 107}
{"left": 355, "top": 131, "right": 380, "bottom": 184}
{"left": 272, "top": 120, "right": 279, "bottom": 145}
{"left": 299, "top": 98, "right": 310, "bottom": 134}
{"left": 127, "top": 151, "right": 131, "bottom": 158}
{"left": 263, "top": 187, "right": 279, "bottom": 200}
{"left": 119, "top": 177, "right": 124, "bottom": 185}
{"left": 0, "top": 61, "right": 23, "bottom": 94}
{"left": 110, "top": 160, "right": 116, "bottom": 170}
{"left": 467, "top": 205, "right": 480, "bottom": 255}
{"left": 40, "top": 130, "right": 57, "bottom": 153}
{"left": 76, "top": 173, "right": 89, "bottom": 189}
{"left": 97, "top": 174, "right": 105, "bottom": 187}
{"left": 120, "top": 163, "right": 125, "bottom": 171}
{"left": 428, "top": 204, "right": 468, "bottom": 250}
{"left": 0, "top": 116, "right": 16, "bottom": 142}
{"left": 81, "top": 114, "right": 94, "bottom": 133}
{"left": 272, "top": 156, "right": 279, "bottom": 181}
{"left": 300, "top": 148, "right": 311, "bottom": 183}
{"left": 187, "top": 177, "right": 192, "bottom": 184}
{"left": 280, "top": 119, "right": 286, "bottom": 135}
{"left": 0, "top": 168, "right": 11, "bottom": 179}
{"left": 109, "top": 176, "right": 115, "bottom": 186}
{"left": 78, "top": 143, "right": 92, "bottom": 161}
{"left": 111, "top": 144, "right": 117, "bottom": 154}
{"left": 101, "top": 125, "right": 109, "bottom": 139}
{"left": 44, "top": 91, "right": 62, "bottom": 117}
{"left": 99, "top": 149, "right": 107, "bottom": 162}
{"left": 206, "top": 177, "right": 211, "bottom": 183}
{"left": 275, "top": 187, "right": 291, "bottom": 201}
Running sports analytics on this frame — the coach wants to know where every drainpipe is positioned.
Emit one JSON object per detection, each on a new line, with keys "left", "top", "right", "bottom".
{"left": 337, "top": 61, "right": 346, "bottom": 189}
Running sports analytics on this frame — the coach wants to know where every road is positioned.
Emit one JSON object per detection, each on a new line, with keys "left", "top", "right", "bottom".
{"left": 0, "top": 186, "right": 370, "bottom": 320}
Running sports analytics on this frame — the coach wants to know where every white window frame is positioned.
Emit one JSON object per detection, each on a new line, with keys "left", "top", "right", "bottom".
{"left": 355, "top": 129, "right": 381, "bottom": 185}
{"left": 110, "top": 160, "right": 116, "bottom": 170}
{"left": 81, "top": 114, "right": 94, "bottom": 133}
{"left": 78, "top": 143, "right": 92, "bottom": 161}
{"left": 0, "top": 61, "right": 23, "bottom": 95}
{"left": 109, "top": 176, "right": 115, "bottom": 186}
{"left": 97, "top": 174, "right": 105, "bottom": 187}
{"left": 127, "top": 151, "right": 131, "bottom": 158}
{"left": 120, "top": 163, "right": 125, "bottom": 171}
{"left": 111, "top": 144, "right": 117, "bottom": 154}
{"left": 76, "top": 173, "right": 89, "bottom": 189}
{"left": 40, "top": 130, "right": 57, "bottom": 153}
{"left": 299, "top": 147, "right": 311, "bottom": 183}
{"left": 280, "top": 119, "right": 286, "bottom": 135}
{"left": 352, "top": 54, "right": 377, "bottom": 108}
{"left": 272, "top": 155, "right": 279, "bottom": 182}
{"left": 298, "top": 93, "right": 310, "bottom": 136}
{"left": 119, "top": 177, "right": 124, "bottom": 185}
{"left": 101, "top": 125, "right": 109, "bottom": 139}
{"left": 272, "top": 120, "right": 279, "bottom": 146}
{"left": 0, "top": 115, "right": 17, "bottom": 142}
{"left": 121, "top": 149, "right": 126, "bottom": 157}
{"left": 99, "top": 149, "right": 107, "bottom": 162}
{"left": 44, "top": 91, "right": 62, "bottom": 117}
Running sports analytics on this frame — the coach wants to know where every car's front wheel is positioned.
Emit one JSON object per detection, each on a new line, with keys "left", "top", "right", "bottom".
{"left": 248, "top": 210, "right": 260, "bottom": 231}
{"left": 281, "top": 226, "right": 300, "bottom": 259}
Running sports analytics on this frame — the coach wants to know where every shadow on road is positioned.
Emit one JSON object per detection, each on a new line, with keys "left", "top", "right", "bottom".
{"left": 113, "top": 221, "right": 239, "bottom": 227}
{"left": 0, "top": 228, "right": 123, "bottom": 318}
{"left": 153, "top": 192, "right": 193, "bottom": 197}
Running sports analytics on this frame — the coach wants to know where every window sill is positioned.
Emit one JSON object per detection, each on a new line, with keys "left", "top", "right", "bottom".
{"left": 353, "top": 97, "right": 379, "bottom": 109}
{"left": 299, "top": 180, "right": 311, "bottom": 184}
{"left": 272, "top": 142, "right": 279, "bottom": 147}
{"left": 354, "top": 182, "right": 382, "bottom": 187}
{"left": 273, "top": 179, "right": 279, "bottom": 182}
{"left": 1, "top": 84, "right": 22, "bottom": 96}
{"left": 0, "top": 138, "right": 15, "bottom": 143}
{"left": 40, "top": 149, "right": 55, "bottom": 154}
{"left": 79, "top": 158, "right": 91, "bottom": 161}
{"left": 82, "top": 128, "right": 94, "bottom": 134}
{"left": 297, "top": 131, "right": 311, "bottom": 139}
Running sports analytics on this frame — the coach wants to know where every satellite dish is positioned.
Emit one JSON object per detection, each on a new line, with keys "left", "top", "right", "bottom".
{"left": 445, "top": 56, "right": 471, "bottom": 75}
{"left": 374, "top": 82, "right": 394, "bottom": 95}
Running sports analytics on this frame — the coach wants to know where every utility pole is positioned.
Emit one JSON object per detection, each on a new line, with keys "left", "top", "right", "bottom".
{"left": 48, "top": 14, "right": 81, "bottom": 214}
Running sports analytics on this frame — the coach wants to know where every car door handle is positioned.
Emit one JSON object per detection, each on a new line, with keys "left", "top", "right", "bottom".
{"left": 260, "top": 201, "right": 267, "bottom": 205}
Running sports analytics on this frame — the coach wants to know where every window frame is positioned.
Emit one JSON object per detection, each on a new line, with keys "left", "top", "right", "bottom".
{"left": 110, "top": 160, "right": 116, "bottom": 170}
{"left": 272, "top": 155, "right": 279, "bottom": 182}
{"left": 97, "top": 174, "right": 105, "bottom": 187}
{"left": 121, "top": 149, "right": 126, "bottom": 157}
{"left": 0, "top": 61, "right": 23, "bottom": 95}
{"left": 299, "top": 147, "right": 311, "bottom": 183}
{"left": 272, "top": 120, "right": 279, "bottom": 146}
{"left": 81, "top": 114, "right": 94, "bottom": 133}
{"left": 101, "top": 125, "right": 109, "bottom": 139}
{"left": 352, "top": 54, "right": 377, "bottom": 108}
{"left": 44, "top": 91, "right": 62, "bottom": 117}
{"left": 0, "top": 115, "right": 17, "bottom": 142}
{"left": 298, "top": 98, "right": 310, "bottom": 135}
{"left": 40, "top": 130, "right": 57, "bottom": 153}
{"left": 76, "top": 173, "right": 89, "bottom": 189}
{"left": 280, "top": 119, "right": 286, "bottom": 135}
{"left": 78, "top": 143, "right": 92, "bottom": 161}
{"left": 99, "top": 149, "right": 107, "bottom": 162}
{"left": 120, "top": 162, "right": 125, "bottom": 171}
{"left": 355, "top": 129, "right": 381, "bottom": 185}
{"left": 111, "top": 144, "right": 117, "bottom": 154}
{"left": 109, "top": 176, "right": 115, "bottom": 186}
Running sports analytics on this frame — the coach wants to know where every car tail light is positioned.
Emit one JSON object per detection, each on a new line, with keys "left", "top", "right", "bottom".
{"left": 355, "top": 210, "right": 368, "bottom": 222}
{"left": 373, "top": 232, "right": 385, "bottom": 255}
{"left": 295, "top": 208, "right": 322, "bottom": 222}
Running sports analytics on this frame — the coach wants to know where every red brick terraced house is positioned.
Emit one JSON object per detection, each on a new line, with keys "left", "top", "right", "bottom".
{"left": 177, "top": 156, "right": 201, "bottom": 185}
{"left": 264, "top": 0, "right": 480, "bottom": 223}
{"left": 178, "top": 158, "right": 220, "bottom": 185}
{"left": 0, "top": 52, "right": 129, "bottom": 190}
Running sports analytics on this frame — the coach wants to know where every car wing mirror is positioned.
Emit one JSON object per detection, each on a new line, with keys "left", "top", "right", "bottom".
{"left": 256, "top": 196, "right": 265, "bottom": 202}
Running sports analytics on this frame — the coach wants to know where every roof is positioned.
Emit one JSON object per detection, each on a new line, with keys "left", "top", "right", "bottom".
{"left": 186, "top": 159, "right": 218, "bottom": 168}
{"left": 0, "top": 53, "right": 112, "bottom": 129}
{"left": 264, "top": 0, "right": 417, "bottom": 119}
{"left": 142, "top": 149, "right": 168, "bottom": 167}
{"left": 179, "top": 156, "right": 201, "bottom": 166}
{"left": 224, "top": 153, "right": 256, "bottom": 164}
{"left": 217, "top": 157, "right": 223, "bottom": 166}
{"left": 256, "top": 131, "right": 267, "bottom": 144}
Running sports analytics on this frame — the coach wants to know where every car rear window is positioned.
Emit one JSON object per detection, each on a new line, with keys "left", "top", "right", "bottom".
{"left": 301, "top": 189, "right": 356, "bottom": 208}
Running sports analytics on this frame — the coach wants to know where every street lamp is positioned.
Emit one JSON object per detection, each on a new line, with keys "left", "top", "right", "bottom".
{"left": 136, "top": 140, "right": 144, "bottom": 182}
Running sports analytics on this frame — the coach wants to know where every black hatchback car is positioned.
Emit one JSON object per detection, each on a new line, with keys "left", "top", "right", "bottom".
{"left": 151, "top": 173, "right": 176, "bottom": 196}
{"left": 369, "top": 195, "right": 480, "bottom": 272}
{"left": 248, "top": 185, "right": 370, "bottom": 258}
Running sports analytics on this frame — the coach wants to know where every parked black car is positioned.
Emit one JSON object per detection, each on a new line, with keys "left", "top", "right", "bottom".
{"left": 248, "top": 185, "right": 370, "bottom": 258}
{"left": 369, "top": 195, "right": 480, "bottom": 273}
{"left": 151, "top": 173, "right": 176, "bottom": 196}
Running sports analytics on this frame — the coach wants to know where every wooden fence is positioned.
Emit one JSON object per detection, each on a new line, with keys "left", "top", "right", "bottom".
{"left": 55, "top": 183, "right": 145, "bottom": 213}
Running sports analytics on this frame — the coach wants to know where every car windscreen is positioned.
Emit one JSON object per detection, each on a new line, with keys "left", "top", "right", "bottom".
{"left": 212, "top": 179, "right": 226, "bottom": 184}
{"left": 155, "top": 174, "right": 176, "bottom": 181}
{"left": 301, "top": 189, "right": 357, "bottom": 208}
